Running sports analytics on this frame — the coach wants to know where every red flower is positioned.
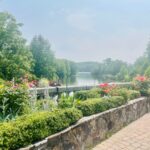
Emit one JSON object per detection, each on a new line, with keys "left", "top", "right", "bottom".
{"left": 135, "top": 76, "right": 147, "bottom": 82}
{"left": 99, "top": 83, "right": 109, "bottom": 88}
{"left": 103, "top": 89, "right": 110, "bottom": 94}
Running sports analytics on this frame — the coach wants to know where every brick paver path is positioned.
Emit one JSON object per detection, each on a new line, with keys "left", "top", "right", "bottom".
{"left": 93, "top": 113, "right": 150, "bottom": 150}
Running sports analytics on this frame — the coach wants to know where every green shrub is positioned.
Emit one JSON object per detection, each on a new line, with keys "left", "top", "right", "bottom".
{"left": 38, "top": 78, "right": 49, "bottom": 87}
{"left": 109, "top": 88, "right": 129, "bottom": 100}
{"left": 0, "top": 79, "right": 5, "bottom": 84}
{"left": 35, "top": 99, "right": 57, "bottom": 111}
{"left": 76, "top": 96, "right": 126, "bottom": 116}
{"left": 74, "top": 89, "right": 100, "bottom": 100}
{"left": 128, "top": 90, "right": 141, "bottom": 100}
{"left": 58, "top": 93, "right": 74, "bottom": 108}
{"left": 133, "top": 76, "right": 150, "bottom": 96}
{"left": 109, "top": 88, "right": 140, "bottom": 101}
{"left": 0, "top": 84, "right": 30, "bottom": 121}
{"left": 0, "top": 108, "right": 82, "bottom": 150}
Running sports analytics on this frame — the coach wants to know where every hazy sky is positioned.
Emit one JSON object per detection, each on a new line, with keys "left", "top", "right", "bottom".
{"left": 1, "top": 0, "right": 150, "bottom": 63}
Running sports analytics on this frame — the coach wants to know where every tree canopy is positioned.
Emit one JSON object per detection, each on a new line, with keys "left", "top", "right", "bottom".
{"left": 30, "top": 35, "right": 56, "bottom": 80}
{"left": 0, "top": 12, "right": 33, "bottom": 80}
{"left": 0, "top": 11, "right": 150, "bottom": 84}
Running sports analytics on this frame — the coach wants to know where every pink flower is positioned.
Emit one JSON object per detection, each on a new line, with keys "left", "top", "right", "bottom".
{"left": 28, "top": 82, "right": 35, "bottom": 88}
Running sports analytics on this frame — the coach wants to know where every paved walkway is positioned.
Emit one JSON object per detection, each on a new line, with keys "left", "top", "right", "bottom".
{"left": 93, "top": 113, "right": 150, "bottom": 150}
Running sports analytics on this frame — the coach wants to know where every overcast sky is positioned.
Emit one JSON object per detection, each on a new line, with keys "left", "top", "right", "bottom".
{"left": 1, "top": 0, "right": 150, "bottom": 63}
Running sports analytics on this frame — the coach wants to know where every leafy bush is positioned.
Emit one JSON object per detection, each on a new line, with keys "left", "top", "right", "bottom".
{"left": 99, "top": 83, "right": 115, "bottom": 96}
{"left": 133, "top": 75, "right": 150, "bottom": 96}
{"left": 128, "top": 90, "right": 141, "bottom": 100}
{"left": 74, "top": 89, "right": 100, "bottom": 100}
{"left": 35, "top": 99, "right": 57, "bottom": 111}
{"left": 76, "top": 96, "right": 126, "bottom": 116}
{"left": 0, "top": 79, "right": 5, "bottom": 85}
{"left": 0, "top": 84, "right": 30, "bottom": 121}
{"left": 38, "top": 78, "right": 49, "bottom": 87}
{"left": 0, "top": 108, "right": 82, "bottom": 150}
{"left": 109, "top": 88, "right": 129, "bottom": 100}
{"left": 109, "top": 88, "right": 140, "bottom": 100}
{"left": 58, "top": 92, "right": 74, "bottom": 108}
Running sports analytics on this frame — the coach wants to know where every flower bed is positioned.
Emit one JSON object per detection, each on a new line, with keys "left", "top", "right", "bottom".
{"left": 0, "top": 81, "right": 144, "bottom": 149}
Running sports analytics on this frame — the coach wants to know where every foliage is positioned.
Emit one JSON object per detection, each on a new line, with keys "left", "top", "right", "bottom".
{"left": 38, "top": 78, "right": 49, "bottom": 87}
{"left": 56, "top": 59, "right": 67, "bottom": 84}
{"left": 58, "top": 92, "right": 75, "bottom": 108}
{"left": 30, "top": 35, "right": 56, "bottom": 80}
{"left": 133, "top": 75, "right": 150, "bottom": 96}
{"left": 76, "top": 61, "right": 99, "bottom": 73}
{"left": 91, "top": 58, "right": 128, "bottom": 81}
{"left": 127, "top": 90, "right": 141, "bottom": 100}
{"left": 76, "top": 96, "right": 126, "bottom": 116}
{"left": 145, "top": 66, "right": 150, "bottom": 78}
{"left": 99, "top": 83, "right": 116, "bottom": 96}
{"left": 56, "top": 59, "right": 77, "bottom": 84}
{"left": 35, "top": 99, "right": 57, "bottom": 111}
{"left": 0, "top": 108, "right": 82, "bottom": 150}
{"left": 74, "top": 89, "right": 100, "bottom": 100}
{"left": 109, "top": 87, "right": 140, "bottom": 100}
{"left": 0, "top": 84, "right": 30, "bottom": 121}
{"left": 116, "top": 66, "right": 130, "bottom": 81}
{"left": 0, "top": 78, "right": 5, "bottom": 84}
{"left": 0, "top": 12, "right": 33, "bottom": 80}
{"left": 133, "top": 56, "right": 149, "bottom": 76}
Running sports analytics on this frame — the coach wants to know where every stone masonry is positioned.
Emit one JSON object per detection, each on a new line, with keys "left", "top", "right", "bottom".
{"left": 93, "top": 113, "right": 150, "bottom": 150}
{"left": 20, "top": 97, "right": 150, "bottom": 150}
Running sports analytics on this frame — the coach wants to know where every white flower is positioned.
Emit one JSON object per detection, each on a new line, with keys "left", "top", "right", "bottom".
{"left": 63, "top": 92, "right": 67, "bottom": 97}
{"left": 53, "top": 95, "right": 58, "bottom": 101}
{"left": 69, "top": 91, "right": 74, "bottom": 97}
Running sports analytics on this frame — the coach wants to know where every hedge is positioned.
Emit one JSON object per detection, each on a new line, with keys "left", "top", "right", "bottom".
{"left": 109, "top": 88, "right": 141, "bottom": 101}
{"left": 74, "top": 88, "right": 140, "bottom": 101}
{"left": 74, "top": 88, "right": 100, "bottom": 100}
{"left": 0, "top": 108, "right": 82, "bottom": 150}
{"left": 76, "top": 96, "right": 126, "bottom": 116}
{"left": 128, "top": 90, "right": 141, "bottom": 100}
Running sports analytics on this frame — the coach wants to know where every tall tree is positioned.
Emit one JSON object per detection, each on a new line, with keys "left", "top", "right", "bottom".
{"left": 56, "top": 59, "right": 66, "bottom": 83}
{"left": 56, "top": 59, "right": 77, "bottom": 84}
{"left": 30, "top": 35, "right": 56, "bottom": 79}
{"left": 0, "top": 12, "right": 33, "bottom": 80}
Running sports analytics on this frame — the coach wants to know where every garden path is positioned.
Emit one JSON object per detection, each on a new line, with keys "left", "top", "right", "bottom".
{"left": 93, "top": 113, "right": 150, "bottom": 150}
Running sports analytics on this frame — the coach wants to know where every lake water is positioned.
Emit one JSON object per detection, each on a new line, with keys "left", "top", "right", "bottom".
{"left": 74, "top": 72, "right": 99, "bottom": 86}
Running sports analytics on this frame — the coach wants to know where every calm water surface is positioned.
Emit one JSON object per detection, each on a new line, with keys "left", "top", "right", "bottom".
{"left": 74, "top": 72, "right": 99, "bottom": 86}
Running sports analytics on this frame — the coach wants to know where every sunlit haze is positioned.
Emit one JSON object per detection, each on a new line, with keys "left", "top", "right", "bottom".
{"left": 1, "top": 0, "right": 150, "bottom": 63}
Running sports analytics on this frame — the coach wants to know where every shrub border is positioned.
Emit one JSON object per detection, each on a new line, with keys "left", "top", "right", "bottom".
{"left": 20, "top": 97, "right": 150, "bottom": 150}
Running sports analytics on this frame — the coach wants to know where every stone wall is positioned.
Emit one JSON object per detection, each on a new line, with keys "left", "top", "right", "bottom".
{"left": 20, "top": 97, "right": 150, "bottom": 150}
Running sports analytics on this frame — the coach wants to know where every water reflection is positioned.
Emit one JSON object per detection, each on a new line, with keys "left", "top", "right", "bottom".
{"left": 72, "top": 72, "right": 99, "bottom": 86}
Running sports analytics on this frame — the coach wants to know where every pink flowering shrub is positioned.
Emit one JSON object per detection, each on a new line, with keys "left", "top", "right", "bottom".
{"left": 99, "top": 83, "right": 116, "bottom": 96}
{"left": 133, "top": 75, "right": 150, "bottom": 96}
